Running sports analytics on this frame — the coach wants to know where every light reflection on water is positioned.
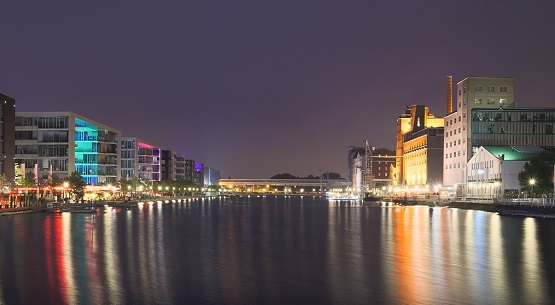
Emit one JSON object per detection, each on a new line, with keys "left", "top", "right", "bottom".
{"left": 0, "top": 196, "right": 554, "bottom": 304}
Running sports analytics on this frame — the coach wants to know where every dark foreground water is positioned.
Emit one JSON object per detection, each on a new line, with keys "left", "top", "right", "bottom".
{"left": 1, "top": 196, "right": 555, "bottom": 305}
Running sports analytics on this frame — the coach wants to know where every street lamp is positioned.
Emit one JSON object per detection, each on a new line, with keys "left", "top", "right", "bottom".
{"left": 63, "top": 182, "right": 69, "bottom": 203}
{"left": 529, "top": 178, "right": 536, "bottom": 197}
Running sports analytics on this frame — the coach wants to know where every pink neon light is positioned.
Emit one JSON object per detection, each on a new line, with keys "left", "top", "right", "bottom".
{"left": 138, "top": 142, "right": 155, "bottom": 149}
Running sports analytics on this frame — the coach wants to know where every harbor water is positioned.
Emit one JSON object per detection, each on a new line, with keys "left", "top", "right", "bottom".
{"left": 1, "top": 196, "right": 555, "bottom": 304}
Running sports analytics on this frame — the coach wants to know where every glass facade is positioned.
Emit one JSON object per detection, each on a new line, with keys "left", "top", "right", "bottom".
{"left": 471, "top": 108, "right": 555, "bottom": 148}
{"left": 15, "top": 113, "right": 120, "bottom": 184}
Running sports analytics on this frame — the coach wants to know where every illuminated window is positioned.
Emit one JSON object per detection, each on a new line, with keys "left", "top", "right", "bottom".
{"left": 500, "top": 99, "right": 507, "bottom": 105}
{"left": 474, "top": 98, "right": 482, "bottom": 104}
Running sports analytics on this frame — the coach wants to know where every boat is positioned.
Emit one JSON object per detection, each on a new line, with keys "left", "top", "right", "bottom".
{"left": 69, "top": 204, "right": 97, "bottom": 213}
{"left": 45, "top": 202, "right": 63, "bottom": 213}
{"left": 112, "top": 201, "right": 138, "bottom": 208}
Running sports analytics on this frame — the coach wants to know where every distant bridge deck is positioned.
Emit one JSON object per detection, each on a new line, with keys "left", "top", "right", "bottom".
{"left": 219, "top": 178, "right": 351, "bottom": 188}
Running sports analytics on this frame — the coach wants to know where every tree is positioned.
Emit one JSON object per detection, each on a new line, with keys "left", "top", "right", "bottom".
{"left": 14, "top": 164, "right": 24, "bottom": 186}
{"left": 0, "top": 173, "right": 11, "bottom": 192}
{"left": 68, "top": 171, "right": 87, "bottom": 202}
{"left": 22, "top": 172, "right": 37, "bottom": 188}
{"left": 271, "top": 173, "right": 298, "bottom": 179}
{"left": 518, "top": 152, "right": 555, "bottom": 196}
{"left": 44, "top": 174, "right": 62, "bottom": 199}
{"left": 322, "top": 172, "right": 341, "bottom": 180}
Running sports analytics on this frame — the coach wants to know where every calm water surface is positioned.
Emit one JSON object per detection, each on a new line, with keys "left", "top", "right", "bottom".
{"left": 1, "top": 196, "right": 555, "bottom": 304}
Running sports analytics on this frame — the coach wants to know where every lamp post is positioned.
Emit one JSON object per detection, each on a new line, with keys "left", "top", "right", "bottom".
{"left": 529, "top": 178, "right": 536, "bottom": 198}
{"left": 63, "top": 182, "right": 69, "bottom": 203}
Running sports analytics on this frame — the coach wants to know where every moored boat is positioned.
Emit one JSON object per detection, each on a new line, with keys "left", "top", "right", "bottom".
{"left": 69, "top": 204, "right": 97, "bottom": 213}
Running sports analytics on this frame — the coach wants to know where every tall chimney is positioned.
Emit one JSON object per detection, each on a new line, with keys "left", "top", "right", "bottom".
{"left": 446, "top": 75, "right": 453, "bottom": 115}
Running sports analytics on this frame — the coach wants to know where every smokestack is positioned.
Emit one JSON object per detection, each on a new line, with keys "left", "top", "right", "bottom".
{"left": 446, "top": 75, "right": 453, "bottom": 115}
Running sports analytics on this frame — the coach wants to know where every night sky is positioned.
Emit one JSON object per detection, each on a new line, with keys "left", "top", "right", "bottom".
{"left": 2, "top": 1, "right": 554, "bottom": 178}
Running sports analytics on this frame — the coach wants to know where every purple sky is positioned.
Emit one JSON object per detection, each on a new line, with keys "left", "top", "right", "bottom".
{"left": 2, "top": 1, "right": 555, "bottom": 178}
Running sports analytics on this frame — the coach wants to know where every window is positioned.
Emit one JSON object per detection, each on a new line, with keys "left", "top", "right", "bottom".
{"left": 475, "top": 86, "right": 482, "bottom": 92}
{"left": 458, "top": 89, "right": 461, "bottom": 96}
{"left": 488, "top": 86, "right": 495, "bottom": 92}
{"left": 463, "top": 87, "right": 467, "bottom": 93}
{"left": 547, "top": 124, "right": 553, "bottom": 135}
{"left": 487, "top": 98, "right": 495, "bottom": 104}
{"left": 500, "top": 99, "right": 507, "bottom": 105}
{"left": 500, "top": 86, "right": 507, "bottom": 92}
{"left": 475, "top": 98, "right": 482, "bottom": 104}
{"left": 458, "top": 116, "right": 461, "bottom": 122}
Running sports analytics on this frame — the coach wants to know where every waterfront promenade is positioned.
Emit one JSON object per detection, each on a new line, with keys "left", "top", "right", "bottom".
{"left": 0, "top": 196, "right": 204, "bottom": 216}
{"left": 3, "top": 195, "right": 555, "bottom": 219}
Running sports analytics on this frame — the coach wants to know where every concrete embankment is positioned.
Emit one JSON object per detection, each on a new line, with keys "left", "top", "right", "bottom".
{"left": 446, "top": 201, "right": 499, "bottom": 213}
{"left": 0, "top": 207, "right": 34, "bottom": 216}
{"left": 391, "top": 198, "right": 499, "bottom": 213}
{"left": 496, "top": 204, "right": 555, "bottom": 218}
{"left": 403, "top": 199, "right": 555, "bottom": 218}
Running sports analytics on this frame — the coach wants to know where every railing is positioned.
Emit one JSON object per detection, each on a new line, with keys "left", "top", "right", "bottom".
{"left": 501, "top": 198, "right": 555, "bottom": 206}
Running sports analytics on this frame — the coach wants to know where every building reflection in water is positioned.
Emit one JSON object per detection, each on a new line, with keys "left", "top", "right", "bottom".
{"left": 0, "top": 197, "right": 553, "bottom": 304}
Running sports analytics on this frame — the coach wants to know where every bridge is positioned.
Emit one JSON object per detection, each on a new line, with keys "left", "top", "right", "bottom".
{"left": 219, "top": 178, "right": 352, "bottom": 194}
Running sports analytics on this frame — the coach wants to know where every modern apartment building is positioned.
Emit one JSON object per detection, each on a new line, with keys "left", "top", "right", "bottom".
{"left": 161, "top": 150, "right": 187, "bottom": 181}
{"left": 395, "top": 105, "right": 444, "bottom": 186}
{"left": 175, "top": 154, "right": 186, "bottom": 181}
{"left": 15, "top": 112, "right": 120, "bottom": 184}
{"left": 0, "top": 93, "right": 15, "bottom": 182}
{"left": 184, "top": 159, "right": 195, "bottom": 183}
{"left": 161, "top": 150, "right": 176, "bottom": 181}
{"left": 193, "top": 162, "right": 203, "bottom": 185}
{"left": 443, "top": 77, "right": 516, "bottom": 190}
{"left": 120, "top": 137, "right": 161, "bottom": 182}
